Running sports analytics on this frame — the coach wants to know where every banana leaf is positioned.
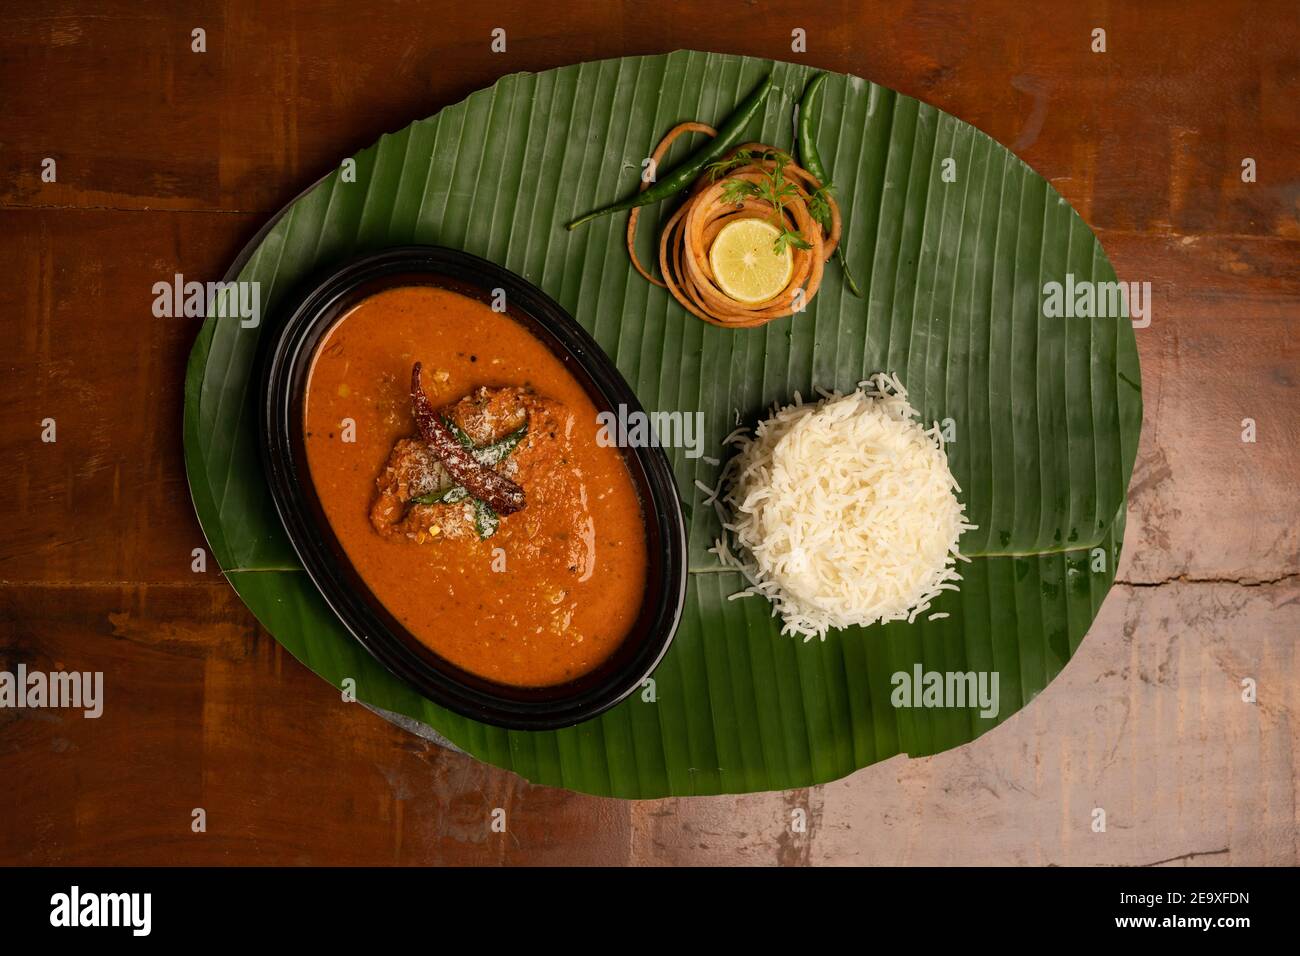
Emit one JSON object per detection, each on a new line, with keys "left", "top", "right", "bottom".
{"left": 184, "top": 51, "right": 1141, "bottom": 798}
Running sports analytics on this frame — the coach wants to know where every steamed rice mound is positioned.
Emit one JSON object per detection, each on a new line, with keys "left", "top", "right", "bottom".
{"left": 711, "top": 373, "right": 975, "bottom": 640}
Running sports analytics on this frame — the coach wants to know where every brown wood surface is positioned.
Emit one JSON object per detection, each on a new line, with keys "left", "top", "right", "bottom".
{"left": 1, "top": 1, "right": 1296, "bottom": 866}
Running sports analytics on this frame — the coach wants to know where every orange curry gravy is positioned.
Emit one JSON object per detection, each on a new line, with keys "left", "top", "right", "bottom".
{"left": 303, "top": 285, "right": 648, "bottom": 687}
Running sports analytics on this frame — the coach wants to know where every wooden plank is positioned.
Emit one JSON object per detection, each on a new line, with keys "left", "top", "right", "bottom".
{"left": 3, "top": 576, "right": 1292, "bottom": 864}
{"left": 629, "top": 579, "right": 1299, "bottom": 866}
{"left": 3, "top": 2, "right": 1296, "bottom": 240}
{"left": 0, "top": 208, "right": 258, "bottom": 586}
{"left": 0, "top": 0, "right": 1295, "bottom": 866}
{"left": 2, "top": 208, "right": 1294, "bottom": 587}
{"left": 0, "top": 583, "right": 632, "bottom": 864}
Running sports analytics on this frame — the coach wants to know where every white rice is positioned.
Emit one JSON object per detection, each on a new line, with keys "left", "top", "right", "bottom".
{"left": 710, "top": 372, "right": 975, "bottom": 640}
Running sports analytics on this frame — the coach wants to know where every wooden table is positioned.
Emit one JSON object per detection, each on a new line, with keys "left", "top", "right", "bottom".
{"left": 2, "top": 1, "right": 1296, "bottom": 866}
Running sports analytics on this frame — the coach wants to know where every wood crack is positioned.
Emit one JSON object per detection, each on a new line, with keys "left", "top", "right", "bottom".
{"left": 1117, "top": 571, "right": 1300, "bottom": 588}
{"left": 1138, "top": 846, "right": 1231, "bottom": 867}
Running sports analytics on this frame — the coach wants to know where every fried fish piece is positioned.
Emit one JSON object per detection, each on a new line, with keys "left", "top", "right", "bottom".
{"left": 412, "top": 363, "right": 526, "bottom": 514}
{"left": 369, "top": 386, "right": 574, "bottom": 548}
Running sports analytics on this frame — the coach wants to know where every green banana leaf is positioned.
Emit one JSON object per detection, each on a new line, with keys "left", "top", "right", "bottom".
{"left": 184, "top": 51, "right": 1141, "bottom": 798}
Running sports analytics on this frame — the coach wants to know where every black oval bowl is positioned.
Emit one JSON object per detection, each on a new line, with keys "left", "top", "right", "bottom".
{"left": 259, "top": 246, "right": 687, "bottom": 731}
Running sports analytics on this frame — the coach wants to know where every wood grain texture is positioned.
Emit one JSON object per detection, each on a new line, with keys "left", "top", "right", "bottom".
{"left": 0, "top": 0, "right": 1296, "bottom": 864}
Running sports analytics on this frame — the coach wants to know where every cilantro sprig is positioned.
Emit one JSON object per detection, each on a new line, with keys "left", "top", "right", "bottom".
{"left": 712, "top": 150, "right": 816, "bottom": 256}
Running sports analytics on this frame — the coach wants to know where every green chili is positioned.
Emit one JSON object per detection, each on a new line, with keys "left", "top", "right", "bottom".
{"left": 565, "top": 73, "right": 775, "bottom": 231}
{"left": 797, "top": 73, "right": 862, "bottom": 298}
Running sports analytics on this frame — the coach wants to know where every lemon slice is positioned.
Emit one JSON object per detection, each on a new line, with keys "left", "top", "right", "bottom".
{"left": 708, "top": 218, "right": 793, "bottom": 304}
